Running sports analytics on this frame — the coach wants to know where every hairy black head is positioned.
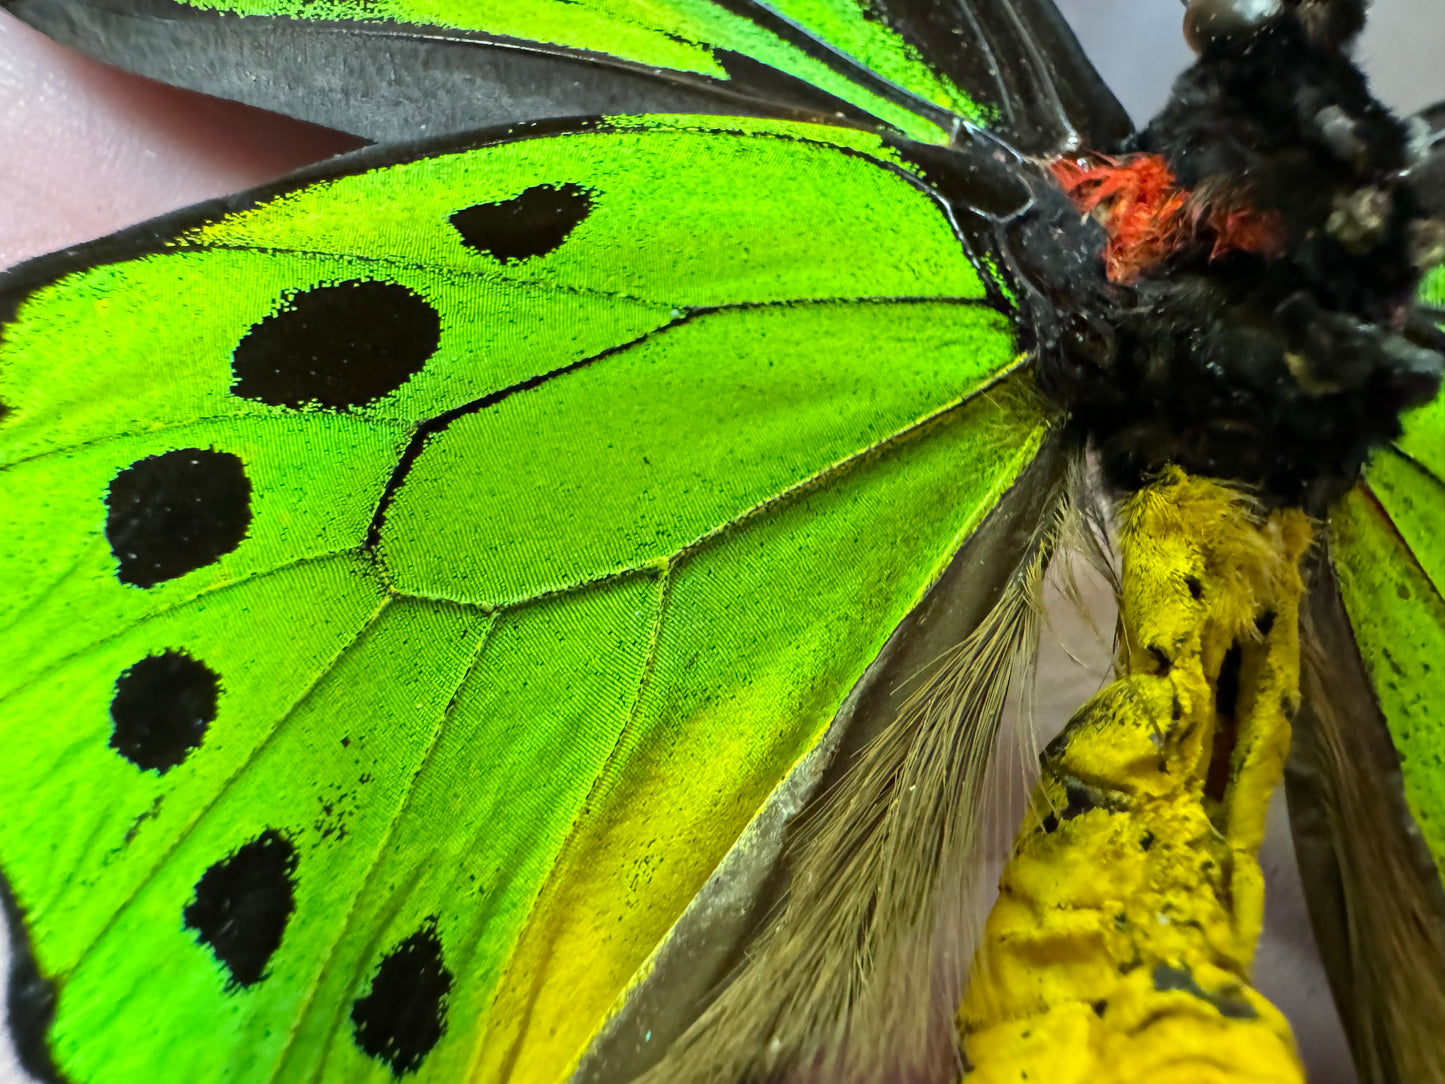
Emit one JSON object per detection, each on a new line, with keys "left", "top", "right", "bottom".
{"left": 1033, "top": 0, "right": 1443, "bottom": 509}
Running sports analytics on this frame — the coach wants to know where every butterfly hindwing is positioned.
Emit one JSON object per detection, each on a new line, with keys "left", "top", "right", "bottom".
{"left": 0, "top": 116, "right": 1056, "bottom": 1083}
{"left": 1288, "top": 262, "right": 1445, "bottom": 1083}
{"left": 1337, "top": 400, "right": 1445, "bottom": 858}
{"left": 1327, "top": 266, "right": 1445, "bottom": 897}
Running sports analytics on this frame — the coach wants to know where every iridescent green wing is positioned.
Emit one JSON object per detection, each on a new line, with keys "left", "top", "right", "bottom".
{"left": 0, "top": 115, "right": 1059, "bottom": 1084}
{"left": 2, "top": 0, "right": 1129, "bottom": 151}
{"left": 1333, "top": 328, "right": 1445, "bottom": 888}
{"left": 1291, "top": 262, "right": 1445, "bottom": 1083}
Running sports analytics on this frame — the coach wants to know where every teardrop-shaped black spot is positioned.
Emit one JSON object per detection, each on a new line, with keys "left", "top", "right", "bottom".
{"left": 232, "top": 280, "right": 440, "bottom": 410}
{"left": 106, "top": 448, "right": 251, "bottom": 588}
{"left": 450, "top": 183, "right": 593, "bottom": 263}
{"left": 109, "top": 650, "right": 219, "bottom": 772}
{"left": 351, "top": 919, "right": 452, "bottom": 1076}
{"left": 184, "top": 829, "right": 297, "bottom": 989}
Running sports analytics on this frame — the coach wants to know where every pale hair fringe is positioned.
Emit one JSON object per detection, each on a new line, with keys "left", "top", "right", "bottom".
{"left": 980, "top": 453, "right": 1118, "bottom": 920}
{"left": 639, "top": 452, "right": 1109, "bottom": 1084}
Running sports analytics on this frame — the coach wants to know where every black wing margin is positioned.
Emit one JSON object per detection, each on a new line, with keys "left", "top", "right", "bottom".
{"left": 865, "top": 0, "right": 1132, "bottom": 153}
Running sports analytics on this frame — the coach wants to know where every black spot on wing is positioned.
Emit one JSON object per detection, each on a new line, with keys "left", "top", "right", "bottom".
{"left": 109, "top": 650, "right": 218, "bottom": 772}
{"left": 184, "top": 829, "right": 297, "bottom": 989}
{"left": 450, "top": 183, "right": 593, "bottom": 263}
{"left": 232, "top": 281, "right": 440, "bottom": 410}
{"left": 106, "top": 448, "right": 252, "bottom": 588}
{"left": 351, "top": 919, "right": 452, "bottom": 1076}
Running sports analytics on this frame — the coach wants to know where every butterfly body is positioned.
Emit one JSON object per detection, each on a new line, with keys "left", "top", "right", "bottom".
{"left": 0, "top": 2, "right": 1441, "bottom": 1083}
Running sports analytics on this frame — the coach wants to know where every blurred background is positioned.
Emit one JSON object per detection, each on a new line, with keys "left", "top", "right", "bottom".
{"left": 1058, "top": 0, "right": 1444, "bottom": 121}
{"left": 0, "top": 2, "right": 1440, "bottom": 1082}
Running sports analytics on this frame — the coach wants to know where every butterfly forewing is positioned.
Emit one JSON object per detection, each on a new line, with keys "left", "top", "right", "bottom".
{"left": 1, "top": 0, "right": 1127, "bottom": 153}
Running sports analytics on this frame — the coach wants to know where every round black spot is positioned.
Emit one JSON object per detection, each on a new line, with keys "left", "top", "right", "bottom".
{"left": 184, "top": 829, "right": 297, "bottom": 988}
{"left": 232, "top": 281, "right": 440, "bottom": 410}
{"left": 351, "top": 919, "right": 452, "bottom": 1076}
{"left": 106, "top": 449, "right": 251, "bottom": 588}
{"left": 450, "top": 183, "right": 593, "bottom": 263}
{"left": 109, "top": 650, "right": 219, "bottom": 772}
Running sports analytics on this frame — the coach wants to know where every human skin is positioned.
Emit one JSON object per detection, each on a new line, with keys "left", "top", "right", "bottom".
{"left": 0, "top": 5, "right": 1418, "bottom": 1081}
{"left": 0, "top": 12, "right": 354, "bottom": 268}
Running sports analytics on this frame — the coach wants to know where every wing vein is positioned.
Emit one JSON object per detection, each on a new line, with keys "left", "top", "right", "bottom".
{"left": 1360, "top": 475, "right": 1445, "bottom": 606}
{"left": 0, "top": 551, "right": 376, "bottom": 722}
{"left": 1385, "top": 438, "right": 1445, "bottom": 489}
{"left": 478, "top": 566, "right": 673, "bottom": 1083}
{"left": 0, "top": 411, "right": 411, "bottom": 473}
{"left": 395, "top": 354, "right": 1039, "bottom": 615}
{"left": 267, "top": 611, "right": 500, "bottom": 1084}
{"left": 60, "top": 592, "right": 396, "bottom": 978}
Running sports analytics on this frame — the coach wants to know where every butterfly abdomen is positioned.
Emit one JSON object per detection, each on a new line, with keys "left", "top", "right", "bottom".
{"left": 960, "top": 469, "right": 1314, "bottom": 1083}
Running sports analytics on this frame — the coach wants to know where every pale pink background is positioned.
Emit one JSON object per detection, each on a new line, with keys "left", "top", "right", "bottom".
{"left": 0, "top": 3, "right": 1439, "bottom": 1080}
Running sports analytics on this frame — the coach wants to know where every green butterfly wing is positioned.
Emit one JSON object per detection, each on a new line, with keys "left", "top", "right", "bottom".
{"left": 1289, "top": 264, "right": 1445, "bottom": 1082}
{"left": 2, "top": 0, "right": 1129, "bottom": 151}
{"left": 1334, "top": 386, "right": 1445, "bottom": 880}
{"left": 0, "top": 115, "right": 1058, "bottom": 1083}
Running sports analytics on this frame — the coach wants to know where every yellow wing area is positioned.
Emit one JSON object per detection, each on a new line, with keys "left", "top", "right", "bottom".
{"left": 961, "top": 469, "right": 1311, "bottom": 1083}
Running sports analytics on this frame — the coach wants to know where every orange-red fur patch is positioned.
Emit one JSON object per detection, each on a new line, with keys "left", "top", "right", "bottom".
{"left": 1050, "top": 154, "right": 1284, "bottom": 284}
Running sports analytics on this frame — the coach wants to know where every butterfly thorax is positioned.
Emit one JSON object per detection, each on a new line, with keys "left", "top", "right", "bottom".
{"left": 1033, "top": 2, "right": 1444, "bottom": 510}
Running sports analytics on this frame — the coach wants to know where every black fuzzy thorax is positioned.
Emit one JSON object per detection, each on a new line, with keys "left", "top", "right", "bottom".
{"left": 1034, "top": 12, "right": 1444, "bottom": 511}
